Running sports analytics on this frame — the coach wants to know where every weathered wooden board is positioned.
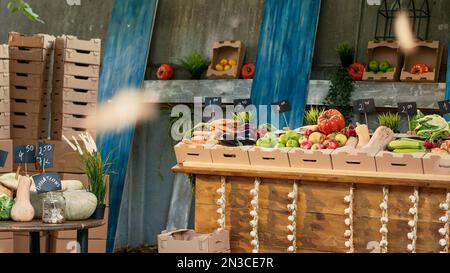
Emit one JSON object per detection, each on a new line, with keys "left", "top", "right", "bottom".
{"left": 446, "top": 43, "right": 450, "bottom": 121}
{"left": 195, "top": 175, "right": 448, "bottom": 253}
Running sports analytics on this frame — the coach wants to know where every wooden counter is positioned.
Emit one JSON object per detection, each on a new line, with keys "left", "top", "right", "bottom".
{"left": 173, "top": 163, "right": 450, "bottom": 253}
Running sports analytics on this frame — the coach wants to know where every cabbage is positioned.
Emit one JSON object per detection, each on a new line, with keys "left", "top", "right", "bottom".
{"left": 0, "top": 193, "right": 14, "bottom": 220}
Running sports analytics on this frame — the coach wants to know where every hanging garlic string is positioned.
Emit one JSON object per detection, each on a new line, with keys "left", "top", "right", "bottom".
{"left": 249, "top": 178, "right": 260, "bottom": 253}
{"left": 407, "top": 188, "right": 419, "bottom": 253}
{"left": 379, "top": 186, "right": 389, "bottom": 253}
{"left": 216, "top": 176, "right": 226, "bottom": 230}
{"left": 287, "top": 181, "right": 298, "bottom": 253}
{"left": 438, "top": 191, "right": 450, "bottom": 253}
{"left": 344, "top": 185, "right": 355, "bottom": 253}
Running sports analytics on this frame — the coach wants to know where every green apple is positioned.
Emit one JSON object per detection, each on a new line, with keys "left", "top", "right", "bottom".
{"left": 379, "top": 61, "right": 390, "bottom": 72}
{"left": 258, "top": 139, "right": 272, "bottom": 148}
{"left": 286, "top": 139, "right": 299, "bottom": 148}
{"left": 285, "top": 131, "right": 300, "bottom": 141}
{"left": 369, "top": 60, "right": 379, "bottom": 72}
{"left": 274, "top": 143, "right": 286, "bottom": 148}
{"left": 334, "top": 133, "right": 348, "bottom": 146}
{"left": 279, "top": 134, "right": 290, "bottom": 145}
{"left": 326, "top": 133, "right": 337, "bottom": 140}
{"left": 386, "top": 67, "right": 394, "bottom": 72}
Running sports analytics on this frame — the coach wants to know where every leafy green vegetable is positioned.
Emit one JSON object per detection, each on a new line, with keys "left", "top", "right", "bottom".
{"left": 0, "top": 193, "right": 14, "bottom": 220}
{"left": 414, "top": 114, "right": 450, "bottom": 142}
{"left": 7, "top": 0, "right": 44, "bottom": 23}
{"left": 409, "top": 110, "right": 425, "bottom": 131}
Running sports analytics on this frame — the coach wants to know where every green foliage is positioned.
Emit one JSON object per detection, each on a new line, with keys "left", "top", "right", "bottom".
{"left": 378, "top": 112, "right": 401, "bottom": 133}
{"left": 336, "top": 42, "right": 354, "bottom": 57}
{"left": 0, "top": 193, "right": 14, "bottom": 220}
{"left": 7, "top": 0, "right": 44, "bottom": 23}
{"left": 324, "top": 69, "right": 355, "bottom": 122}
{"left": 179, "top": 51, "right": 209, "bottom": 79}
{"left": 304, "top": 106, "right": 325, "bottom": 125}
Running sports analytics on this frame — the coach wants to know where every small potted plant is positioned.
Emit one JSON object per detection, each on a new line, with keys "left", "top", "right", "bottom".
{"left": 336, "top": 42, "right": 354, "bottom": 68}
{"left": 179, "top": 51, "right": 209, "bottom": 80}
{"left": 63, "top": 133, "right": 112, "bottom": 219}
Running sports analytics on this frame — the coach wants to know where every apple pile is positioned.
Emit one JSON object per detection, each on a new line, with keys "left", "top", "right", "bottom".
{"left": 300, "top": 130, "right": 348, "bottom": 150}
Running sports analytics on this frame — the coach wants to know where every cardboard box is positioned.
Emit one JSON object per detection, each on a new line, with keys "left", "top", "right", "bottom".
{"left": 12, "top": 99, "right": 43, "bottom": 113}
{"left": 400, "top": 40, "right": 443, "bottom": 82}
{"left": 158, "top": 229, "right": 230, "bottom": 253}
{"left": 54, "top": 75, "right": 99, "bottom": 90}
{"left": 422, "top": 153, "right": 450, "bottom": 175}
{"left": 0, "top": 99, "right": 10, "bottom": 112}
{"left": 375, "top": 151, "right": 425, "bottom": 174}
{"left": 0, "top": 73, "right": 9, "bottom": 87}
{"left": 55, "top": 239, "right": 106, "bottom": 253}
{"left": 0, "top": 239, "right": 13, "bottom": 253}
{"left": 56, "top": 35, "right": 101, "bottom": 52}
{"left": 10, "top": 59, "right": 50, "bottom": 75}
{"left": 0, "top": 60, "right": 8, "bottom": 73}
{"left": 53, "top": 88, "right": 97, "bottom": 103}
{"left": 54, "top": 61, "right": 100, "bottom": 78}
{"left": 362, "top": 40, "right": 402, "bottom": 81}
{"left": 9, "top": 47, "right": 52, "bottom": 62}
{"left": 174, "top": 143, "right": 214, "bottom": 164}
{"left": 52, "top": 100, "right": 96, "bottom": 116}
{"left": 210, "top": 145, "right": 251, "bottom": 165}
{"left": 8, "top": 32, "right": 55, "bottom": 49}
{"left": 55, "top": 48, "right": 101, "bottom": 65}
{"left": 206, "top": 40, "right": 246, "bottom": 79}
{"left": 0, "top": 126, "right": 11, "bottom": 139}
{"left": 0, "top": 44, "right": 8, "bottom": 59}
{"left": 10, "top": 86, "right": 49, "bottom": 101}
{"left": 248, "top": 147, "right": 291, "bottom": 167}
{"left": 289, "top": 149, "right": 334, "bottom": 170}
{"left": 331, "top": 150, "right": 377, "bottom": 172}
{"left": 13, "top": 233, "right": 47, "bottom": 253}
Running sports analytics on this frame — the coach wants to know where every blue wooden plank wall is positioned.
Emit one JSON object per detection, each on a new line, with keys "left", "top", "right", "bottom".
{"left": 97, "top": 0, "right": 159, "bottom": 253}
{"left": 250, "top": 0, "right": 321, "bottom": 128}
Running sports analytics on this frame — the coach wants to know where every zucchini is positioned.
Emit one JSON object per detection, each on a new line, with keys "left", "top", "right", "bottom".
{"left": 399, "top": 138, "right": 424, "bottom": 144}
{"left": 392, "top": 148, "right": 425, "bottom": 153}
{"left": 388, "top": 140, "right": 423, "bottom": 151}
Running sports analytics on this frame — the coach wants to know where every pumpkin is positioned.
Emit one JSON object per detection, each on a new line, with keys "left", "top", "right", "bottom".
{"left": 0, "top": 173, "right": 83, "bottom": 192}
{"left": 156, "top": 64, "right": 174, "bottom": 80}
{"left": 317, "top": 109, "right": 345, "bottom": 135}
{"left": 10, "top": 176, "right": 34, "bottom": 222}
{"left": 30, "top": 190, "right": 97, "bottom": 221}
{"left": 241, "top": 63, "right": 255, "bottom": 79}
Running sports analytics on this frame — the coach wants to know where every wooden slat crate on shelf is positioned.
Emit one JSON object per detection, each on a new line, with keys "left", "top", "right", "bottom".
{"left": 288, "top": 149, "right": 333, "bottom": 170}
{"left": 422, "top": 153, "right": 450, "bottom": 175}
{"left": 53, "top": 88, "right": 97, "bottom": 103}
{"left": 53, "top": 75, "right": 99, "bottom": 90}
{"left": 210, "top": 145, "right": 251, "bottom": 165}
{"left": 362, "top": 40, "right": 402, "bottom": 82}
{"left": 0, "top": 73, "right": 9, "bottom": 87}
{"left": 55, "top": 49, "right": 100, "bottom": 66}
{"left": 10, "top": 59, "right": 51, "bottom": 75}
{"left": 400, "top": 41, "right": 443, "bottom": 83}
{"left": 375, "top": 151, "right": 425, "bottom": 174}
{"left": 174, "top": 143, "right": 214, "bottom": 164}
{"left": 54, "top": 62, "right": 99, "bottom": 78}
{"left": 248, "top": 147, "right": 291, "bottom": 167}
{"left": 0, "top": 44, "right": 9, "bottom": 59}
{"left": 10, "top": 73, "right": 49, "bottom": 89}
{"left": 8, "top": 32, "right": 55, "bottom": 49}
{"left": 0, "top": 60, "right": 8, "bottom": 73}
{"left": 52, "top": 100, "right": 96, "bottom": 116}
{"left": 0, "top": 112, "right": 11, "bottom": 125}
{"left": 8, "top": 47, "right": 53, "bottom": 62}
{"left": 331, "top": 150, "right": 377, "bottom": 172}
{"left": 0, "top": 87, "right": 8, "bottom": 99}
{"left": 55, "top": 35, "right": 101, "bottom": 52}
{"left": 10, "top": 86, "right": 49, "bottom": 101}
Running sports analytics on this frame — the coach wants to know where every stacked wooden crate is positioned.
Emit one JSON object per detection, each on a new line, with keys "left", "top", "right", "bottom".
{"left": 51, "top": 35, "right": 100, "bottom": 140}
{"left": 0, "top": 44, "right": 10, "bottom": 140}
{"left": 8, "top": 32, "right": 55, "bottom": 140}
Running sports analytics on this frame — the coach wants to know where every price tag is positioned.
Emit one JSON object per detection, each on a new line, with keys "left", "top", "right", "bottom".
{"left": 36, "top": 143, "right": 54, "bottom": 169}
{"left": 234, "top": 99, "right": 251, "bottom": 113}
{"left": 353, "top": 99, "right": 376, "bottom": 114}
{"left": 14, "top": 144, "right": 36, "bottom": 164}
{"left": 273, "top": 100, "right": 291, "bottom": 113}
{"left": 205, "top": 97, "right": 222, "bottom": 107}
{"left": 438, "top": 100, "right": 450, "bottom": 115}
{"left": 0, "top": 150, "right": 8, "bottom": 168}
{"left": 398, "top": 102, "right": 417, "bottom": 116}
{"left": 32, "top": 172, "right": 61, "bottom": 194}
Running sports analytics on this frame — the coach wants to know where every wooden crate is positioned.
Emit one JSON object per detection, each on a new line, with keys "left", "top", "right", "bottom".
{"left": 400, "top": 41, "right": 443, "bottom": 83}
{"left": 375, "top": 151, "right": 425, "bottom": 174}
{"left": 0, "top": 60, "right": 8, "bottom": 73}
{"left": 8, "top": 47, "right": 52, "bottom": 62}
{"left": 0, "top": 44, "right": 8, "bottom": 59}
{"left": 288, "top": 149, "right": 333, "bottom": 170}
{"left": 248, "top": 147, "right": 291, "bottom": 167}
{"left": 210, "top": 145, "right": 251, "bottom": 165}
{"left": 331, "top": 150, "right": 377, "bottom": 172}
{"left": 422, "top": 153, "right": 450, "bottom": 175}
{"left": 206, "top": 40, "right": 246, "bottom": 79}
{"left": 8, "top": 32, "right": 55, "bottom": 49}
{"left": 174, "top": 143, "right": 214, "bottom": 164}
{"left": 54, "top": 62, "right": 100, "bottom": 78}
{"left": 52, "top": 88, "right": 97, "bottom": 103}
{"left": 0, "top": 73, "right": 9, "bottom": 87}
{"left": 362, "top": 40, "right": 402, "bottom": 81}
{"left": 55, "top": 48, "right": 101, "bottom": 65}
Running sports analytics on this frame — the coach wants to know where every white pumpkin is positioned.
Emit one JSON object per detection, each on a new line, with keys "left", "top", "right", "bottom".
{"left": 0, "top": 173, "right": 84, "bottom": 192}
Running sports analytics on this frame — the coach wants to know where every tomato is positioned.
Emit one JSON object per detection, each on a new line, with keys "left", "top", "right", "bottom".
{"left": 410, "top": 63, "right": 430, "bottom": 74}
{"left": 241, "top": 63, "right": 255, "bottom": 79}
{"left": 347, "top": 63, "right": 365, "bottom": 81}
{"left": 317, "top": 109, "right": 346, "bottom": 135}
{"left": 156, "top": 64, "right": 174, "bottom": 80}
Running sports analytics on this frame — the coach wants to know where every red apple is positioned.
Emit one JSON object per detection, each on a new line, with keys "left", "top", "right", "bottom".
{"left": 300, "top": 140, "right": 313, "bottom": 150}
{"left": 327, "top": 139, "right": 341, "bottom": 149}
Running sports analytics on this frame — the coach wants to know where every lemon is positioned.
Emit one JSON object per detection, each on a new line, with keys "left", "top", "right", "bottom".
{"left": 224, "top": 65, "right": 232, "bottom": 71}
{"left": 228, "top": 59, "right": 237, "bottom": 66}
{"left": 215, "top": 64, "right": 224, "bottom": 71}
{"left": 220, "top": 59, "right": 228, "bottom": 66}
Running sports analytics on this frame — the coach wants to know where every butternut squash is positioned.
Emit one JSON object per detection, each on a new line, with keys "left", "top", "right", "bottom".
{"left": 334, "top": 136, "right": 358, "bottom": 153}
{"left": 355, "top": 123, "right": 370, "bottom": 148}
{"left": 11, "top": 176, "right": 34, "bottom": 222}
{"left": 359, "top": 126, "right": 395, "bottom": 155}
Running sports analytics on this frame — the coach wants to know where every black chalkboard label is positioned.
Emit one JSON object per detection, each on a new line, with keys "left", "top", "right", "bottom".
{"left": 14, "top": 144, "right": 36, "bottom": 164}
{"left": 36, "top": 143, "right": 55, "bottom": 169}
{"left": 32, "top": 172, "right": 61, "bottom": 194}
{"left": 0, "top": 150, "right": 8, "bottom": 168}
{"left": 205, "top": 97, "right": 222, "bottom": 107}
{"left": 353, "top": 99, "right": 376, "bottom": 114}
{"left": 398, "top": 102, "right": 417, "bottom": 116}
{"left": 438, "top": 100, "right": 450, "bottom": 115}
{"left": 234, "top": 99, "right": 251, "bottom": 108}
{"left": 273, "top": 100, "right": 291, "bottom": 113}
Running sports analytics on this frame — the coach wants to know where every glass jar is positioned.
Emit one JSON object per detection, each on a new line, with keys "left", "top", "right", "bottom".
{"left": 42, "top": 192, "right": 66, "bottom": 224}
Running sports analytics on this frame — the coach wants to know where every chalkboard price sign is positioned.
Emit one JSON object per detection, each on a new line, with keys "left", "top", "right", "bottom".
{"left": 234, "top": 98, "right": 251, "bottom": 108}
{"left": 0, "top": 150, "right": 8, "bottom": 168}
{"left": 32, "top": 172, "right": 61, "bottom": 194}
{"left": 353, "top": 99, "right": 376, "bottom": 114}
{"left": 398, "top": 102, "right": 417, "bottom": 116}
{"left": 273, "top": 100, "right": 292, "bottom": 113}
{"left": 205, "top": 97, "right": 222, "bottom": 107}
{"left": 438, "top": 100, "right": 450, "bottom": 115}
{"left": 37, "top": 143, "right": 55, "bottom": 169}
{"left": 14, "top": 144, "right": 36, "bottom": 164}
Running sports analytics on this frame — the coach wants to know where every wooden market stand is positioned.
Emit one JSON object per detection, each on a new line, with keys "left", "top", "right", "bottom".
{"left": 173, "top": 162, "right": 450, "bottom": 253}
